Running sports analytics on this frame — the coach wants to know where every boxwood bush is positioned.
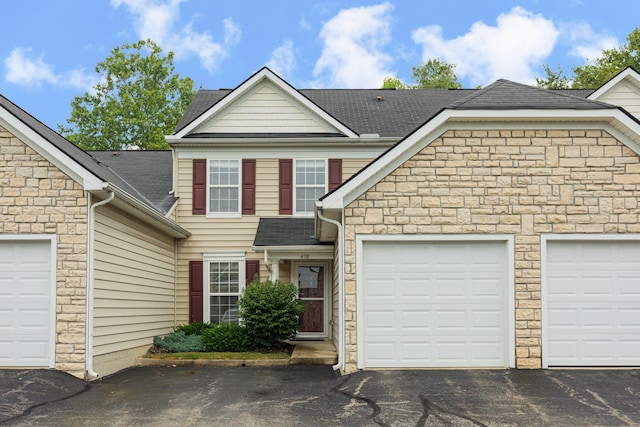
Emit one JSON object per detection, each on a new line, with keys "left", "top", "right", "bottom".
{"left": 238, "top": 279, "right": 305, "bottom": 348}
{"left": 201, "top": 323, "right": 253, "bottom": 352}
{"left": 153, "top": 330, "right": 204, "bottom": 352}
{"left": 174, "top": 321, "right": 210, "bottom": 336}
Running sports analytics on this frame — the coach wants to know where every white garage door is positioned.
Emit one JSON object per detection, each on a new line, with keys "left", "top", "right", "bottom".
{"left": 545, "top": 240, "right": 640, "bottom": 367}
{"left": 0, "top": 240, "right": 54, "bottom": 367}
{"left": 361, "top": 240, "right": 509, "bottom": 368}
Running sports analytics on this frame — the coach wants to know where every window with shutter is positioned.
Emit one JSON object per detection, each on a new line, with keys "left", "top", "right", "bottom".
{"left": 189, "top": 261, "right": 203, "bottom": 323}
{"left": 328, "top": 159, "right": 342, "bottom": 191}
{"left": 279, "top": 159, "right": 293, "bottom": 215}
{"left": 242, "top": 159, "right": 256, "bottom": 215}
{"left": 192, "top": 159, "right": 206, "bottom": 215}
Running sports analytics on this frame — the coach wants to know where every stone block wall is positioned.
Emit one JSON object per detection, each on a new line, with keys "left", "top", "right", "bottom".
{"left": 0, "top": 126, "right": 88, "bottom": 377}
{"left": 343, "top": 129, "right": 640, "bottom": 372}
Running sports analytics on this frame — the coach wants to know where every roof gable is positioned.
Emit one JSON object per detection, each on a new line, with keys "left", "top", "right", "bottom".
{"left": 173, "top": 67, "right": 358, "bottom": 138}
{"left": 588, "top": 67, "right": 640, "bottom": 119}
{"left": 319, "top": 80, "right": 637, "bottom": 211}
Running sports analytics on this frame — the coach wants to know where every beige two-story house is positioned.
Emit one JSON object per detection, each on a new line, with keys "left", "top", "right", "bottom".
{"left": 2, "top": 66, "right": 640, "bottom": 378}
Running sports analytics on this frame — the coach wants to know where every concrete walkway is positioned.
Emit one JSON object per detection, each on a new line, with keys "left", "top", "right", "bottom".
{"left": 290, "top": 340, "right": 338, "bottom": 365}
{"left": 136, "top": 340, "right": 338, "bottom": 368}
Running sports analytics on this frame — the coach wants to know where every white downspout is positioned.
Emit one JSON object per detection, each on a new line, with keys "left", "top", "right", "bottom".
{"left": 317, "top": 208, "right": 344, "bottom": 372}
{"left": 86, "top": 190, "right": 114, "bottom": 379}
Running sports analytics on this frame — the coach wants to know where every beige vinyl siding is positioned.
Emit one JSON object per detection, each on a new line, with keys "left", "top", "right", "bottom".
{"left": 598, "top": 81, "right": 640, "bottom": 118}
{"left": 92, "top": 205, "right": 176, "bottom": 373}
{"left": 197, "top": 82, "right": 337, "bottom": 134}
{"left": 174, "top": 156, "right": 373, "bottom": 324}
{"left": 342, "top": 158, "right": 372, "bottom": 181}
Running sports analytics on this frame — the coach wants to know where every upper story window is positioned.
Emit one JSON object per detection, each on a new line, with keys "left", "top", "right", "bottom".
{"left": 209, "top": 160, "right": 240, "bottom": 215}
{"left": 295, "top": 159, "right": 326, "bottom": 214}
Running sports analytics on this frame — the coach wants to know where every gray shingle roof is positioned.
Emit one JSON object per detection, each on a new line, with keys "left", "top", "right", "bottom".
{"left": 90, "top": 151, "right": 177, "bottom": 214}
{"left": 450, "top": 80, "right": 610, "bottom": 110}
{"left": 174, "top": 84, "right": 604, "bottom": 138}
{"left": 253, "top": 218, "right": 331, "bottom": 247}
{"left": 0, "top": 94, "right": 174, "bottom": 215}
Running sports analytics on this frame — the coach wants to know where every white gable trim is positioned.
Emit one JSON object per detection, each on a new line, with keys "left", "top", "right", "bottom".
{"left": 0, "top": 105, "right": 104, "bottom": 190}
{"left": 588, "top": 67, "right": 640, "bottom": 100}
{"left": 173, "top": 68, "right": 359, "bottom": 139}
{"left": 320, "top": 108, "right": 640, "bottom": 210}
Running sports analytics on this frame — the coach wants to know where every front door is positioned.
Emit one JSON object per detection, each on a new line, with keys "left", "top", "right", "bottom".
{"left": 294, "top": 262, "right": 330, "bottom": 337}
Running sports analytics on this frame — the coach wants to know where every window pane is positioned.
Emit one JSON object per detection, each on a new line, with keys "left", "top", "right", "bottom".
{"left": 210, "top": 296, "right": 239, "bottom": 324}
{"left": 209, "top": 160, "right": 239, "bottom": 213}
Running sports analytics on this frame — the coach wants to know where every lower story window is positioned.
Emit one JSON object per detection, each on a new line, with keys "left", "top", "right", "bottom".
{"left": 206, "top": 257, "right": 244, "bottom": 324}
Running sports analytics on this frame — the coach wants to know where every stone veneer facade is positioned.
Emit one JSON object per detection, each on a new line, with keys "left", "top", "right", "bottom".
{"left": 0, "top": 126, "right": 88, "bottom": 377}
{"left": 342, "top": 129, "right": 640, "bottom": 373}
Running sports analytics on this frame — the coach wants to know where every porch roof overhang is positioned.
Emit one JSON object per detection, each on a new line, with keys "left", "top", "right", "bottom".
{"left": 252, "top": 217, "right": 333, "bottom": 260}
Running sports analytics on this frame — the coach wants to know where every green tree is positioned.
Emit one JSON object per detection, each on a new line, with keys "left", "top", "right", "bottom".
{"left": 411, "top": 59, "right": 462, "bottom": 89}
{"left": 59, "top": 39, "right": 195, "bottom": 150}
{"left": 537, "top": 28, "right": 640, "bottom": 89}
{"left": 535, "top": 64, "right": 570, "bottom": 89}
{"left": 381, "top": 76, "right": 406, "bottom": 89}
{"left": 381, "top": 59, "right": 462, "bottom": 89}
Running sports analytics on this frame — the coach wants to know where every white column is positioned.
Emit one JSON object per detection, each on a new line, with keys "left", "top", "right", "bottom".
{"left": 271, "top": 259, "right": 280, "bottom": 281}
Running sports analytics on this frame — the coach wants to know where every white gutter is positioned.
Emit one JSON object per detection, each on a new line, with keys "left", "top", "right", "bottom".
{"left": 316, "top": 208, "right": 344, "bottom": 372}
{"left": 86, "top": 189, "right": 115, "bottom": 379}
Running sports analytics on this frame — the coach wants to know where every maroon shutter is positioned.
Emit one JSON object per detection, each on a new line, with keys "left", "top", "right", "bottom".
{"left": 279, "top": 159, "right": 293, "bottom": 215}
{"left": 192, "top": 159, "right": 207, "bottom": 215}
{"left": 328, "top": 159, "right": 342, "bottom": 191}
{"left": 245, "top": 260, "right": 260, "bottom": 285}
{"left": 189, "top": 261, "right": 204, "bottom": 323}
{"left": 242, "top": 159, "right": 256, "bottom": 215}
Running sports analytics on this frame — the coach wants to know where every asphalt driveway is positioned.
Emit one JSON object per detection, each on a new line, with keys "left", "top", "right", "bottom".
{"left": 1, "top": 366, "right": 639, "bottom": 426}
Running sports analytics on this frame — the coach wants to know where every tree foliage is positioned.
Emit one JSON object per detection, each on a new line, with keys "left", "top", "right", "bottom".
{"left": 59, "top": 40, "right": 195, "bottom": 150}
{"left": 381, "top": 59, "right": 462, "bottom": 89}
{"left": 537, "top": 28, "right": 640, "bottom": 89}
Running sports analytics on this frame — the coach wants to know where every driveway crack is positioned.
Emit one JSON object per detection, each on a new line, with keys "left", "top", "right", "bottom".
{"left": 417, "top": 395, "right": 487, "bottom": 427}
{"left": 331, "top": 375, "right": 387, "bottom": 427}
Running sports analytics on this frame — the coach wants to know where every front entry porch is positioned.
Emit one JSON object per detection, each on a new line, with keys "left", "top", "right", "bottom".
{"left": 252, "top": 218, "right": 335, "bottom": 340}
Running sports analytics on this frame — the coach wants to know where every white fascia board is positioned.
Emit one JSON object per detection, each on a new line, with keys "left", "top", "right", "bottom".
{"left": 0, "top": 106, "right": 103, "bottom": 190}
{"left": 588, "top": 67, "right": 640, "bottom": 100}
{"left": 320, "top": 108, "right": 640, "bottom": 210}
{"left": 173, "top": 68, "right": 358, "bottom": 139}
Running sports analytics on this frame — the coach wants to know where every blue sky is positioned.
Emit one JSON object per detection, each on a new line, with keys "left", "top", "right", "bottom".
{"left": 2, "top": 0, "right": 638, "bottom": 130}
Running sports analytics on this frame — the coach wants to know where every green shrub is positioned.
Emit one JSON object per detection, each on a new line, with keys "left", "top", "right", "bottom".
{"left": 238, "top": 279, "right": 305, "bottom": 348}
{"left": 153, "top": 330, "right": 204, "bottom": 352}
{"left": 201, "top": 323, "right": 253, "bottom": 352}
{"left": 174, "top": 321, "right": 210, "bottom": 336}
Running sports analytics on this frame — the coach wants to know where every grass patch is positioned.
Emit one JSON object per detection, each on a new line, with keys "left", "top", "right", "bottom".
{"left": 143, "top": 351, "right": 290, "bottom": 360}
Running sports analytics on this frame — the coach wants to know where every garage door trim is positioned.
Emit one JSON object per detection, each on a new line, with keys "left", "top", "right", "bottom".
{"left": 0, "top": 234, "right": 56, "bottom": 368}
{"left": 541, "top": 233, "right": 640, "bottom": 368}
{"left": 356, "top": 234, "right": 515, "bottom": 369}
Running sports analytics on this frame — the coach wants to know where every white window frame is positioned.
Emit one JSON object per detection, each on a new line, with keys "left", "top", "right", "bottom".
{"left": 203, "top": 252, "right": 246, "bottom": 324}
{"left": 293, "top": 158, "right": 327, "bottom": 216}
{"left": 207, "top": 159, "right": 242, "bottom": 218}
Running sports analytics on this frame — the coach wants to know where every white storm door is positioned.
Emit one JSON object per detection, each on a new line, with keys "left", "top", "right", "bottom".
{"left": 361, "top": 239, "right": 509, "bottom": 368}
{"left": 0, "top": 238, "right": 55, "bottom": 367}
{"left": 544, "top": 239, "right": 640, "bottom": 367}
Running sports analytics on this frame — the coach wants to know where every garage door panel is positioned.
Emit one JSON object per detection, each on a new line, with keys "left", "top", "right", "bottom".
{"left": 545, "top": 240, "right": 640, "bottom": 366}
{"left": 362, "top": 240, "right": 508, "bottom": 368}
{"left": 0, "top": 240, "right": 53, "bottom": 367}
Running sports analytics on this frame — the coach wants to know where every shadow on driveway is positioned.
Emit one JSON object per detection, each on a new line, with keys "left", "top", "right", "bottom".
{"left": 2, "top": 366, "right": 639, "bottom": 426}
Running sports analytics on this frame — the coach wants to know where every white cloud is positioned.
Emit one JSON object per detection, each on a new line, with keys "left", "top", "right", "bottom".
{"left": 111, "top": 0, "right": 240, "bottom": 73}
{"left": 4, "top": 47, "right": 96, "bottom": 90}
{"left": 267, "top": 40, "right": 296, "bottom": 78}
{"left": 412, "top": 7, "right": 559, "bottom": 85}
{"left": 559, "top": 21, "right": 618, "bottom": 63}
{"left": 312, "top": 2, "right": 394, "bottom": 88}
